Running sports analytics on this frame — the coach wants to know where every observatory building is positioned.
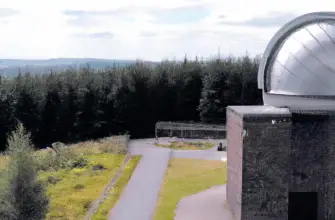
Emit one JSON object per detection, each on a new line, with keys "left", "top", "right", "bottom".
{"left": 226, "top": 12, "right": 335, "bottom": 220}
{"left": 258, "top": 12, "right": 335, "bottom": 110}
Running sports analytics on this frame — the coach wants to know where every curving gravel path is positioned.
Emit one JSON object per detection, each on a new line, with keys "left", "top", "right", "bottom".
{"left": 108, "top": 138, "right": 226, "bottom": 220}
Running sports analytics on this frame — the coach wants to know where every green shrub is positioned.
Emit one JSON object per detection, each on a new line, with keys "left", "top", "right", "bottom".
{"left": 47, "top": 176, "right": 62, "bottom": 185}
{"left": 0, "top": 123, "right": 49, "bottom": 220}
{"left": 35, "top": 150, "right": 59, "bottom": 171}
{"left": 71, "top": 156, "right": 88, "bottom": 168}
{"left": 74, "top": 184, "right": 85, "bottom": 190}
{"left": 91, "top": 163, "right": 106, "bottom": 171}
{"left": 35, "top": 145, "right": 88, "bottom": 171}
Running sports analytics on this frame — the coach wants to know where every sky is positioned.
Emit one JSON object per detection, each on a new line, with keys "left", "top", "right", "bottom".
{"left": 1, "top": 0, "right": 335, "bottom": 61}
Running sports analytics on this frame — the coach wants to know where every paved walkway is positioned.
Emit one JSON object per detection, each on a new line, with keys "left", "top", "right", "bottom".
{"left": 174, "top": 185, "right": 234, "bottom": 220}
{"left": 108, "top": 138, "right": 226, "bottom": 220}
{"left": 108, "top": 144, "right": 171, "bottom": 220}
{"left": 129, "top": 138, "right": 227, "bottom": 160}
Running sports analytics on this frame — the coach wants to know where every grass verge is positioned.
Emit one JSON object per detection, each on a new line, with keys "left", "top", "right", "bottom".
{"left": 153, "top": 158, "right": 227, "bottom": 220}
{"left": 39, "top": 153, "right": 126, "bottom": 220}
{"left": 156, "top": 141, "right": 215, "bottom": 150}
{"left": 92, "top": 155, "right": 142, "bottom": 220}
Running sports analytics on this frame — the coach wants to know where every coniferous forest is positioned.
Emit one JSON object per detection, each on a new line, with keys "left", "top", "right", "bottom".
{"left": 0, "top": 55, "right": 263, "bottom": 152}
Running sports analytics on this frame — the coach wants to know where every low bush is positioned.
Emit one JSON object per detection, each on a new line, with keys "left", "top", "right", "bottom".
{"left": 91, "top": 164, "right": 106, "bottom": 171}
{"left": 71, "top": 156, "right": 89, "bottom": 168}
{"left": 69, "top": 135, "right": 129, "bottom": 155}
{"left": 47, "top": 176, "right": 62, "bottom": 185}
{"left": 35, "top": 145, "right": 89, "bottom": 171}
{"left": 74, "top": 184, "right": 85, "bottom": 190}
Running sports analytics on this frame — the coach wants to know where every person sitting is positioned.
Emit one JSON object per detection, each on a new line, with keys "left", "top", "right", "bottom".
{"left": 217, "top": 142, "right": 223, "bottom": 151}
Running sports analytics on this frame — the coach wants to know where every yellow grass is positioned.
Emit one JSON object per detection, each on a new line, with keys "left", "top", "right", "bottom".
{"left": 92, "top": 155, "right": 142, "bottom": 220}
{"left": 0, "top": 136, "right": 133, "bottom": 220}
{"left": 153, "top": 158, "right": 227, "bottom": 220}
{"left": 40, "top": 153, "right": 126, "bottom": 220}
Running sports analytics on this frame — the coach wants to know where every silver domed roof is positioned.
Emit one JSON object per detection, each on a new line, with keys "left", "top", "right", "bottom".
{"left": 258, "top": 12, "right": 335, "bottom": 110}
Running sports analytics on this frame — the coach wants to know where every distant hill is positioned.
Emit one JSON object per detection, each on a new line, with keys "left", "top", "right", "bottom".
{"left": 0, "top": 58, "right": 158, "bottom": 77}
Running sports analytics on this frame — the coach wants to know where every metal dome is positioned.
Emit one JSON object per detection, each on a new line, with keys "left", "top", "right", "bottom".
{"left": 258, "top": 12, "right": 335, "bottom": 111}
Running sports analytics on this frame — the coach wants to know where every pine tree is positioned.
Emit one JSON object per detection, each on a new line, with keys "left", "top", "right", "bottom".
{"left": 0, "top": 90, "right": 16, "bottom": 151}
{"left": 0, "top": 123, "right": 49, "bottom": 220}
{"left": 198, "top": 61, "right": 230, "bottom": 124}
{"left": 39, "top": 89, "right": 61, "bottom": 145}
{"left": 59, "top": 85, "right": 79, "bottom": 142}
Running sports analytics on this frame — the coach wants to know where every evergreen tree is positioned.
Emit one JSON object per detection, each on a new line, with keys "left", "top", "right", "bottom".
{"left": 0, "top": 91, "right": 16, "bottom": 151}
{"left": 39, "top": 89, "right": 61, "bottom": 145}
{"left": 0, "top": 123, "right": 49, "bottom": 220}
{"left": 176, "top": 63, "right": 203, "bottom": 121}
{"left": 0, "top": 54, "right": 262, "bottom": 151}
{"left": 198, "top": 61, "right": 230, "bottom": 123}
{"left": 76, "top": 83, "right": 104, "bottom": 140}
{"left": 13, "top": 89, "right": 40, "bottom": 144}
{"left": 59, "top": 85, "right": 79, "bottom": 142}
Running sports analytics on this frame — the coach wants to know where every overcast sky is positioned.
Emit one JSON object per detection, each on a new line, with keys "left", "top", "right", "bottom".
{"left": 1, "top": 0, "right": 335, "bottom": 61}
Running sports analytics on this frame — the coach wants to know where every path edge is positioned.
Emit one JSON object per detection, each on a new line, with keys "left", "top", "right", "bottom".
{"left": 150, "top": 149, "right": 173, "bottom": 220}
{"left": 84, "top": 153, "right": 132, "bottom": 220}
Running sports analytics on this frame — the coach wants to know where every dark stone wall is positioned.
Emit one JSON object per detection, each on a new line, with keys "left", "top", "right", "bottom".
{"left": 290, "top": 114, "right": 328, "bottom": 219}
{"left": 241, "top": 113, "right": 291, "bottom": 220}
{"left": 325, "top": 115, "right": 335, "bottom": 219}
{"left": 290, "top": 113, "right": 335, "bottom": 219}
{"left": 227, "top": 106, "right": 292, "bottom": 220}
{"left": 227, "top": 106, "right": 335, "bottom": 220}
{"left": 226, "top": 108, "right": 243, "bottom": 220}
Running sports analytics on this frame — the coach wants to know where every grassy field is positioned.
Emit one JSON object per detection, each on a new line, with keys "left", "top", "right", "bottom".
{"left": 153, "top": 158, "right": 227, "bottom": 220}
{"left": 93, "top": 156, "right": 141, "bottom": 220}
{"left": 156, "top": 141, "right": 215, "bottom": 150}
{"left": 40, "top": 153, "right": 126, "bottom": 220}
{"left": 0, "top": 136, "right": 138, "bottom": 220}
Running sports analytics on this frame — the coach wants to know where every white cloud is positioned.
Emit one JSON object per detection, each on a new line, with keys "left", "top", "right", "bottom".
{"left": 1, "top": 0, "right": 335, "bottom": 61}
